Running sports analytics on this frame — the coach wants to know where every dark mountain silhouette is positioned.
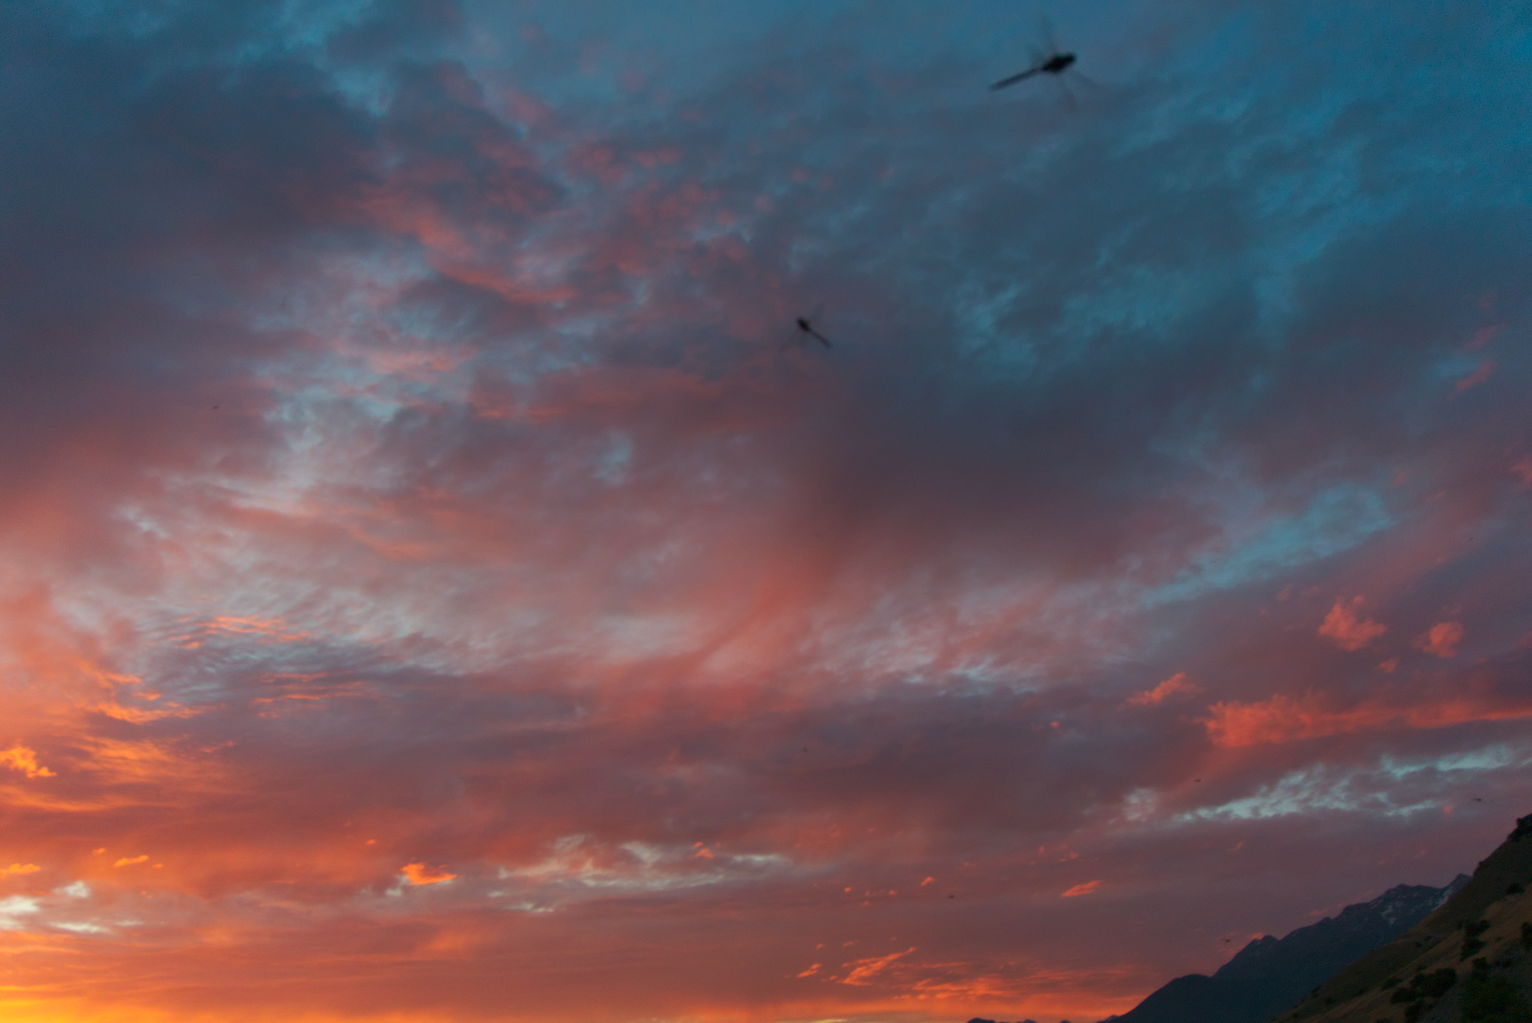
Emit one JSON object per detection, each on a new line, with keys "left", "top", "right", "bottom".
{"left": 1270, "top": 813, "right": 1532, "bottom": 1023}
{"left": 1093, "top": 876, "right": 1468, "bottom": 1023}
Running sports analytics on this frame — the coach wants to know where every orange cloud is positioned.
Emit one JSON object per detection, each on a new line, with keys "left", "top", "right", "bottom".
{"left": 1317, "top": 597, "right": 1387, "bottom": 651}
{"left": 0, "top": 864, "right": 40, "bottom": 877}
{"left": 1126, "top": 672, "right": 1201, "bottom": 707}
{"left": 399, "top": 862, "right": 457, "bottom": 886}
{"left": 0, "top": 745, "right": 55, "bottom": 779}
{"left": 113, "top": 855, "right": 149, "bottom": 868}
{"left": 795, "top": 963, "right": 822, "bottom": 979}
{"left": 1416, "top": 621, "right": 1464, "bottom": 658}
{"left": 838, "top": 947, "right": 916, "bottom": 986}
{"left": 1202, "top": 690, "right": 1532, "bottom": 747}
{"left": 1061, "top": 880, "right": 1103, "bottom": 898}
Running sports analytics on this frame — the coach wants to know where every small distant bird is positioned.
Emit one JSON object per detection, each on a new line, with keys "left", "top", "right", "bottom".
{"left": 795, "top": 316, "right": 831, "bottom": 349}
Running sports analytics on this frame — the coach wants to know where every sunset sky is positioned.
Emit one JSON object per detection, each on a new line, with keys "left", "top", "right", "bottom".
{"left": 2, "top": 2, "right": 1530, "bottom": 1021}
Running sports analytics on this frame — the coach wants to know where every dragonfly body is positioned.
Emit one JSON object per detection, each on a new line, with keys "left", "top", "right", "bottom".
{"left": 795, "top": 317, "right": 831, "bottom": 349}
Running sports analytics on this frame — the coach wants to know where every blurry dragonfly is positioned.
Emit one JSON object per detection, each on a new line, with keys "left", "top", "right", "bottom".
{"left": 794, "top": 315, "right": 832, "bottom": 349}
{"left": 989, "top": 49, "right": 1076, "bottom": 91}
{"left": 784, "top": 302, "right": 832, "bottom": 351}
{"left": 989, "top": 14, "right": 1093, "bottom": 107}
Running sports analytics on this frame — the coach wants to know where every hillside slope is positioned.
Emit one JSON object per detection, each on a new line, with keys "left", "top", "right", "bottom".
{"left": 1095, "top": 879, "right": 1465, "bottom": 1023}
{"left": 1269, "top": 814, "right": 1532, "bottom": 1023}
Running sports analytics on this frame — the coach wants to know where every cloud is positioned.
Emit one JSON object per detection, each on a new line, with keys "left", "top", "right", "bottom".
{"left": 0, "top": 864, "right": 40, "bottom": 878}
{"left": 1416, "top": 621, "right": 1465, "bottom": 659}
{"left": 1453, "top": 360, "right": 1496, "bottom": 394}
{"left": 0, "top": 746, "right": 55, "bottom": 779}
{"left": 1202, "top": 689, "right": 1532, "bottom": 747}
{"left": 52, "top": 921, "right": 111, "bottom": 934}
{"left": 0, "top": 895, "right": 41, "bottom": 930}
{"left": 112, "top": 855, "right": 149, "bottom": 869}
{"left": 400, "top": 862, "right": 458, "bottom": 886}
{"left": 1511, "top": 457, "right": 1532, "bottom": 488}
{"left": 838, "top": 947, "right": 916, "bottom": 987}
{"left": 1317, "top": 598, "right": 1388, "bottom": 652}
{"left": 1127, "top": 673, "right": 1202, "bottom": 707}
{"left": 1060, "top": 880, "right": 1104, "bottom": 898}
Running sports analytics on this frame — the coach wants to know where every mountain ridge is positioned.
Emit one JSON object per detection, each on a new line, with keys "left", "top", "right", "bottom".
{"left": 1268, "top": 813, "right": 1532, "bottom": 1023}
{"left": 1089, "top": 875, "right": 1468, "bottom": 1023}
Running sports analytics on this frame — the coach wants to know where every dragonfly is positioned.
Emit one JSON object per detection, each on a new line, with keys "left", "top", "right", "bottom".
{"left": 989, "top": 50, "right": 1076, "bottom": 91}
{"left": 989, "top": 13, "right": 1094, "bottom": 108}
{"left": 794, "top": 315, "right": 832, "bottom": 349}
{"left": 785, "top": 302, "right": 832, "bottom": 351}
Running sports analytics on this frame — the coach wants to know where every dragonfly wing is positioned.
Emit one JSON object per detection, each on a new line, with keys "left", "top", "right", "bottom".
{"left": 1056, "top": 75, "right": 1080, "bottom": 113}
{"left": 1035, "top": 9, "right": 1060, "bottom": 54}
{"left": 1020, "top": 26, "right": 1045, "bottom": 65}
{"left": 1070, "top": 68, "right": 1108, "bottom": 97}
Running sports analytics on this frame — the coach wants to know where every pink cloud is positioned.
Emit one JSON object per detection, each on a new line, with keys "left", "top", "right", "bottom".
{"left": 1453, "top": 359, "right": 1496, "bottom": 394}
{"left": 1465, "top": 323, "right": 1501, "bottom": 350}
{"left": 1061, "top": 880, "right": 1103, "bottom": 898}
{"left": 1202, "top": 688, "right": 1532, "bottom": 747}
{"left": 1126, "top": 672, "right": 1201, "bottom": 707}
{"left": 1416, "top": 621, "right": 1464, "bottom": 658}
{"left": 1317, "top": 597, "right": 1388, "bottom": 651}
